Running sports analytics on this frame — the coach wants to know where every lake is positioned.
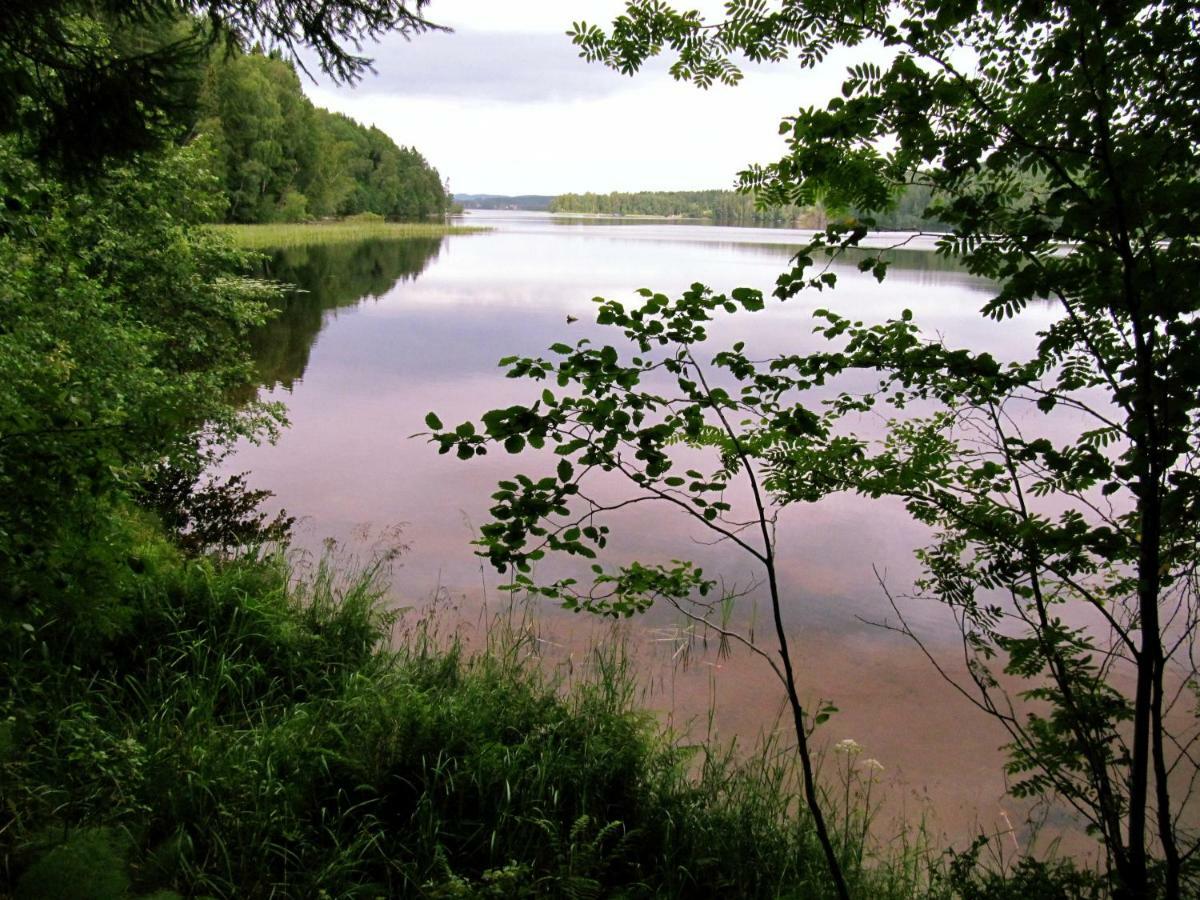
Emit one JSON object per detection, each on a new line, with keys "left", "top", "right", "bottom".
{"left": 227, "top": 209, "right": 1086, "bottom": 853}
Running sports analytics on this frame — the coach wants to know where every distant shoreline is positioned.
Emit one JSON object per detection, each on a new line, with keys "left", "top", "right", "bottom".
{"left": 547, "top": 211, "right": 709, "bottom": 221}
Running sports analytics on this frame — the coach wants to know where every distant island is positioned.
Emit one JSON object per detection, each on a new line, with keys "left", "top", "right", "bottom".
{"left": 456, "top": 188, "right": 945, "bottom": 230}
{"left": 455, "top": 188, "right": 946, "bottom": 230}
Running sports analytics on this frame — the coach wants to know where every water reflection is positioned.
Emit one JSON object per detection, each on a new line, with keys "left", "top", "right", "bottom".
{"left": 491, "top": 211, "right": 965, "bottom": 265}
{"left": 237, "top": 213, "right": 1041, "bottom": 621}
{"left": 229, "top": 212, "right": 1087, "bottom": 852}
{"left": 250, "top": 238, "right": 445, "bottom": 391}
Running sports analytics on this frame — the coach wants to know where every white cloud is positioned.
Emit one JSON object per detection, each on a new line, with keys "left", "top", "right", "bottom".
{"left": 324, "top": 30, "right": 668, "bottom": 102}
{"left": 428, "top": 1, "right": 699, "bottom": 34}
{"left": 302, "top": 3, "right": 876, "bottom": 194}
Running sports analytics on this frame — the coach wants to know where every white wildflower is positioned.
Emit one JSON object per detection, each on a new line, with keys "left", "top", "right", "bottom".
{"left": 833, "top": 738, "right": 863, "bottom": 755}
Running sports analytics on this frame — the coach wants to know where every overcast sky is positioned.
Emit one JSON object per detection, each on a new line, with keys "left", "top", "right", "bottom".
{"left": 303, "top": 1, "right": 862, "bottom": 195}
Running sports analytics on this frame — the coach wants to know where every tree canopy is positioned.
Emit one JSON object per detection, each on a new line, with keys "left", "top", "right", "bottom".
{"left": 0, "top": 0, "right": 442, "bottom": 170}
{"left": 195, "top": 47, "right": 449, "bottom": 222}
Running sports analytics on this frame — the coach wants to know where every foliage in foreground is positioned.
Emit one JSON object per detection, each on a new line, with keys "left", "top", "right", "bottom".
{"left": 0, "top": 0, "right": 442, "bottom": 172}
{"left": 0, "top": 135, "right": 280, "bottom": 623}
{"left": 429, "top": 2, "right": 1200, "bottom": 896}
{"left": 0, "top": 525, "right": 977, "bottom": 899}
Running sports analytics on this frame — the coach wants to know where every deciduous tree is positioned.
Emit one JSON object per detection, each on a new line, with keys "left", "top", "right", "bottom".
{"left": 432, "top": 2, "right": 1200, "bottom": 897}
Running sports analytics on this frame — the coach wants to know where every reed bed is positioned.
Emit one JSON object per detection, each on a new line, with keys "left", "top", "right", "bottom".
{"left": 209, "top": 220, "right": 487, "bottom": 249}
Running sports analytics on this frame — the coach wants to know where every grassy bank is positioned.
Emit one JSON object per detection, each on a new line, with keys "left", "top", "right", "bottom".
{"left": 0, "top": 526, "right": 903, "bottom": 898}
{"left": 0, "top": 517, "right": 1105, "bottom": 898}
{"left": 209, "top": 220, "right": 487, "bottom": 249}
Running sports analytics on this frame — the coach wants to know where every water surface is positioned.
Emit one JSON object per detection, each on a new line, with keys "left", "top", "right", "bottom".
{"left": 228, "top": 210, "right": 1085, "bottom": 852}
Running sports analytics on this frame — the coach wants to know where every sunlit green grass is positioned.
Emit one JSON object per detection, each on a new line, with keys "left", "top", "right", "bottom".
{"left": 209, "top": 220, "right": 487, "bottom": 248}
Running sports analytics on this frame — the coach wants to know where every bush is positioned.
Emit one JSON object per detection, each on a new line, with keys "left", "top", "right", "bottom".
{"left": 15, "top": 828, "right": 130, "bottom": 900}
{"left": 274, "top": 190, "right": 309, "bottom": 223}
{"left": 0, "top": 136, "right": 281, "bottom": 616}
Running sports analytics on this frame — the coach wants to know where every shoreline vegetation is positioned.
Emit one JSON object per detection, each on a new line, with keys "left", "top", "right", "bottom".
{"left": 7, "top": 0, "right": 1193, "bottom": 894}
{"left": 0, "top": 523, "right": 1091, "bottom": 898}
{"left": 210, "top": 219, "right": 488, "bottom": 249}
{"left": 546, "top": 187, "right": 947, "bottom": 230}
{"left": 197, "top": 48, "right": 453, "bottom": 225}
{"left": 550, "top": 211, "right": 709, "bottom": 222}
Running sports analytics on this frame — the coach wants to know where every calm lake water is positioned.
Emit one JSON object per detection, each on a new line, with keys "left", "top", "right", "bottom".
{"left": 228, "top": 210, "right": 1086, "bottom": 851}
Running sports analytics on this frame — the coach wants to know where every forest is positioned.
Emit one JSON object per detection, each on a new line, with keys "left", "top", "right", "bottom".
{"left": 550, "top": 189, "right": 815, "bottom": 225}
{"left": 195, "top": 48, "right": 451, "bottom": 223}
{"left": 549, "top": 185, "right": 946, "bottom": 230}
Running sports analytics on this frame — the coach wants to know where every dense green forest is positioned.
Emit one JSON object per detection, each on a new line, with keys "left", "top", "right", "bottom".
{"left": 550, "top": 189, "right": 813, "bottom": 225}
{"left": 195, "top": 48, "right": 450, "bottom": 223}
{"left": 550, "top": 185, "right": 947, "bottom": 230}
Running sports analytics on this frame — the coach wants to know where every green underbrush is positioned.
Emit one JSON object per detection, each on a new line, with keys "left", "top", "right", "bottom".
{"left": 0, "top": 518, "right": 1104, "bottom": 898}
{"left": 0, "top": 523, "right": 892, "bottom": 898}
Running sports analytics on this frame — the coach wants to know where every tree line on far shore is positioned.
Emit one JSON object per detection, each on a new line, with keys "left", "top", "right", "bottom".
{"left": 549, "top": 185, "right": 947, "bottom": 230}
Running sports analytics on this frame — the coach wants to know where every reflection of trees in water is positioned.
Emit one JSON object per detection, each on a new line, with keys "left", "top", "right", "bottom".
{"left": 564, "top": 227, "right": 979, "bottom": 279}
{"left": 248, "top": 237, "right": 444, "bottom": 391}
{"left": 720, "top": 240, "right": 976, "bottom": 276}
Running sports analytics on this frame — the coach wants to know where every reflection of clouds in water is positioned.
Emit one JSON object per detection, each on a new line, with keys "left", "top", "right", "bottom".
{"left": 239, "top": 213, "right": 1050, "bottom": 628}
{"left": 227, "top": 212, "right": 1097, "bottom": 850}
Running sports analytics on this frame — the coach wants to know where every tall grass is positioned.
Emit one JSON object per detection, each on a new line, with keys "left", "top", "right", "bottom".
{"left": 0, "top": 531, "right": 1105, "bottom": 898}
{"left": 208, "top": 220, "right": 486, "bottom": 249}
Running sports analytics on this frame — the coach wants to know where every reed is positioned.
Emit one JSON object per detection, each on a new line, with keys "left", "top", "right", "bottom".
{"left": 208, "top": 220, "right": 487, "bottom": 249}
